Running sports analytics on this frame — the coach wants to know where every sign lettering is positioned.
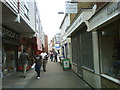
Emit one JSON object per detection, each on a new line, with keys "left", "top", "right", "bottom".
{"left": 107, "top": 1, "right": 120, "bottom": 15}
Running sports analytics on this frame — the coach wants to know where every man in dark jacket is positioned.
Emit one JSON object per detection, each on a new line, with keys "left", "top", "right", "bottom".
{"left": 54, "top": 51, "right": 58, "bottom": 62}
{"left": 19, "top": 49, "right": 29, "bottom": 78}
{"left": 34, "top": 51, "right": 42, "bottom": 80}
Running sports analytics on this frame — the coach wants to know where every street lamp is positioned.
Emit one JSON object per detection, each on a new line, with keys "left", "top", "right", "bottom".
{"left": 58, "top": 11, "right": 64, "bottom": 14}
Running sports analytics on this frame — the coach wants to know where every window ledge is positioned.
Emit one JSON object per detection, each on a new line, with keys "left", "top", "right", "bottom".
{"left": 82, "top": 66, "right": 95, "bottom": 73}
{"left": 72, "top": 62, "right": 77, "bottom": 66}
{"left": 101, "top": 74, "right": 120, "bottom": 84}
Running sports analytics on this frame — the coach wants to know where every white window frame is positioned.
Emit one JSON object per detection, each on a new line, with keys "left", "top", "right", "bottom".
{"left": 24, "top": 1, "right": 29, "bottom": 19}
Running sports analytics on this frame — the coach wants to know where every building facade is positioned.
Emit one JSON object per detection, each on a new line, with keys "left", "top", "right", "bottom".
{"left": 48, "top": 40, "right": 53, "bottom": 53}
{"left": 60, "top": 1, "right": 120, "bottom": 88}
{"left": 53, "top": 33, "right": 61, "bottom": 54}
{"left": 59, "top": 13, "right": 72, "bottom": 62}
{"left": 1, "top": 0, "right": 44, "bottom": 77}
{"left": 87, "top": 2, "right": 120, "bottom": 88}
{"left": 44, "top": 35, "right": 48, "bottom": 52}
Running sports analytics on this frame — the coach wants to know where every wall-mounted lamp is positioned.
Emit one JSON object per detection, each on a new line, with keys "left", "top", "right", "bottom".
{"left": 58, "top": 11, "right": 64, "bottom": 14}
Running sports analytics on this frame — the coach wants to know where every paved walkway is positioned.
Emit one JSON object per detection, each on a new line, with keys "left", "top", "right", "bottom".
{"left": 2, "top": 59, "right": 92, "bottom": 89}
{"left": 2, "top": 67, "right": 35, "bottom": 88}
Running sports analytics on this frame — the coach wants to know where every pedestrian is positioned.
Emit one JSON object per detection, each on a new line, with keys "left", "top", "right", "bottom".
{"left": 19, "top": 49, "right": 29, "bottom": 78}
{"left": 54, "top": 51, "right": 58, "bottom": 62}
{"left": 50, "top": 52, "right": 53, "bottom": 62}
{"left": 34, "top": 51, "right": 42, "bottom": 80}
{"left": 41, "top": 51, "right": 48, "bottom": 72}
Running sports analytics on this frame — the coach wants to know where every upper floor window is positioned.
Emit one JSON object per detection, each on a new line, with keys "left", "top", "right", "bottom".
{"left": 24, "top": 1, "right": 29, "bottom": 19}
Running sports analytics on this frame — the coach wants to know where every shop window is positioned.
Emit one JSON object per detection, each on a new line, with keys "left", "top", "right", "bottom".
{"left": 99, "top": 21, "right": 120, "bottom": 79}
{"left": 2, "top": 46, "right": 16, "bottom": 76}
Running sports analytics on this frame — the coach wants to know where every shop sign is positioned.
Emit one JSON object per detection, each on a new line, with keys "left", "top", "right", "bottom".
{"left": 107, "top": 1, "right": 120, "bottom": 15}
{"left": 2, "top": 27, "right": 19, "bottom": 39}
{"left": 64, "top": 61, "right": 69, "bottom": 68}
{"left": 88, "top": 1, "right": 120, "bottom": 32}
{"left": 65, "top": 2, "right": 78, "bottom": 13}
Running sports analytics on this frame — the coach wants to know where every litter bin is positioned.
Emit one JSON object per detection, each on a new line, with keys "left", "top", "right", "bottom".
{"left": 62, "top": 58, "right": 70, "bottom": 70}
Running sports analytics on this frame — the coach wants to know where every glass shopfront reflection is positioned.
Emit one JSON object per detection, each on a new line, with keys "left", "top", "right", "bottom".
{"left": 99, "top": 20, "right": 120, "bottom": 80}
{"left": 2, "top": 45, "right": 16, "bottom": 77}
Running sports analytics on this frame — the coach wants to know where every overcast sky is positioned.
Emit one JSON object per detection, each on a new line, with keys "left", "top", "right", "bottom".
{"left": 36, "top": 0, "right": 66, "bottom": 41}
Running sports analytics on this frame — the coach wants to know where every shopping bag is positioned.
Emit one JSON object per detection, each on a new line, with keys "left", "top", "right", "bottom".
{"left": 31, "top": 63, "right": 35, "bottom": 68}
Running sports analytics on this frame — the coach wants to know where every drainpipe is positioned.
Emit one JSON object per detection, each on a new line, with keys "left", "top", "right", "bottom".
{"left": 14, "top": 0, "right": 20, "bottom": 23}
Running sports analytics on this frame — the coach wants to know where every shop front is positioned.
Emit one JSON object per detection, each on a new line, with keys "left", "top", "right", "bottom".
{"left": 2, "top": 45, "right": 17, "bottom": 76}
{"left": 18, "top": 37, "right": 36, "bottom": 71}
{"left": 65, "top": 6, "right": 96, "bottom": 78}
{"left": 98, "top": 20, "right": 120, "bottom": 87}
{"left": 88, "top": 1, "right": 120, "bottom": 88}
{"left": 18, "top": 36, "right": 43, "bottom": 71}
{"left": 2, "top": 26, "right": 20, "bottom": 77}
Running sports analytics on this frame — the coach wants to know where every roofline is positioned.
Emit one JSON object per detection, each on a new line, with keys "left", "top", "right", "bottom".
{"left": 59, "top": 14, "right": 68, "bottom": 29}
{"left": 88, "top": 2, "right": 109, "bottom": 21}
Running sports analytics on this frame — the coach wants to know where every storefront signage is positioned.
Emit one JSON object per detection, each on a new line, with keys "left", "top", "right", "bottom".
{"left": 107, "top": 1, "right": 120, "bottom": 15}
{"left": 88, "top": 1, "right": 120, "bottom": 32}
{"left": 65, "top": 2, "right": 78, "bottom": 13}
{"left": 2, "top": 27, "right": 19, "bottom": 39}
{"left": 64, "top": 61, "right": 69, "bottom": 68}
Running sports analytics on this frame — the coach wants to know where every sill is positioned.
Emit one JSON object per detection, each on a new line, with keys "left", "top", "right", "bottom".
{"left": 72, "top": 62, "right": 77, "bottom": 66}
{"left": 101, "top": 74, "right": 120, "bottom": 84}
{"left": 82, "top": 66, "right": 95, "bottom": 73}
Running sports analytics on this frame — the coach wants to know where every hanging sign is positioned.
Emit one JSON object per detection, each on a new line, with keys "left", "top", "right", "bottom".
{"left": 65, "top": 1, "right": 78, "bottom": 13}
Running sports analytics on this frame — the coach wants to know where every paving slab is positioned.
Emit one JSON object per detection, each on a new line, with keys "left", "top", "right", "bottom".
{"left": 25, "top": 60, "right": 92, "bottom": 88}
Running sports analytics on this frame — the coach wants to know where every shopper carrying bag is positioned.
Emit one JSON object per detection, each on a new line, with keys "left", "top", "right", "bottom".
{"left": 31, "top": 63, "right": 36, "bottom": 68}
{"left": 34, "top": 51, "right": 42, "bottom": 80}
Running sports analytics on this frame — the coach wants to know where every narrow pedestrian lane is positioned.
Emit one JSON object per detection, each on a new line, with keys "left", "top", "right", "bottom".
{"left": 25, "top": 59, "right": 92, "bottom": 88}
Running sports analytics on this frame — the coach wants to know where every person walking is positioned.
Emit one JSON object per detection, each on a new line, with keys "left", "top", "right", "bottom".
{"left": 19, "top": 49, "right": 29, "bottom": 78}
{"left": 50, "top": 52, "right": 54, "bottom": 62}
{"left": 54, "top": 51, "right": 58, "bottom": 62}
{"left": 41, "top": 51, "right": 48, "bottom": 72}
{"left": 34, "top": 51, "right": 42, "bottom": 80}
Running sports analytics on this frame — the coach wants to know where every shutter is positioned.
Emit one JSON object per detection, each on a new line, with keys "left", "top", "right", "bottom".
{"left": 81, "top": 28, "right": 94, "bottom": 70}
{"left": 71, "top": 35, "right": 77, "bottom": 64}
{"left": 76, "top": 31, "right": 83, "bottom": 76}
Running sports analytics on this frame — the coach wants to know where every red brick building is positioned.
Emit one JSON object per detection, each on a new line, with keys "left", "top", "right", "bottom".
{"left": 44, "top": 35, "right": 48, "bottom": 52}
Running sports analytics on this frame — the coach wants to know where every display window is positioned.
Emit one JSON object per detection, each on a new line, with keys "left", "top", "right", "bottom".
{"left": 99, "top": 20, "right": 120, "bottom": 80}
{"left": 2, "top": 45, "right": 16, "bottom": 76}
